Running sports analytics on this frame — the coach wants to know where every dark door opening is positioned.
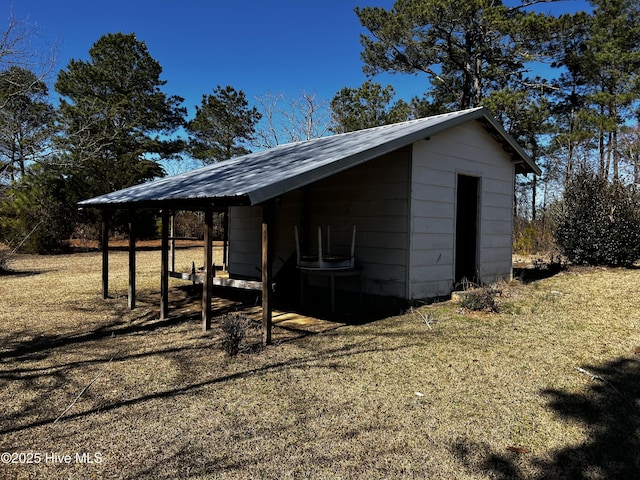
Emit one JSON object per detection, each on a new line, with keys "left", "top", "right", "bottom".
{"left": 455, "top": 174, "right": 479, "bottom": 285}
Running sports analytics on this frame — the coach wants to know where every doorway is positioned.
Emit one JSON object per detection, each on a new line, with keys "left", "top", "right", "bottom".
{"left": 455, "top": 174, "right": 479, "bottom": 285}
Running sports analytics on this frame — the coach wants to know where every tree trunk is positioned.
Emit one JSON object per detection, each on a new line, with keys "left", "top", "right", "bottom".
{"left": 531, "top": 175, "right": 537, "bottom": 221}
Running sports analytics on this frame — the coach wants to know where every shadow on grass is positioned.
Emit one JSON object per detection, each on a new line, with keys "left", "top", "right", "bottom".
{"left": 0, "top": 286, "right": 261, "bottom": 363}
{"left": 0, "top": 306, "right": 173, "bottom": 362}
{"left": 512, "top": 263, "right": 565, "bottom": 284}
{"left": 0, "top": 338, "right": 416, "bottom": 436}
{"left": 0, "top": 274, "right": 415, "bottom": 450}
{"left": 0, "top": 268, "right": 48, "bottom": 278}
{"left": 453, "top": 356, "right": 640, "bottom": 479}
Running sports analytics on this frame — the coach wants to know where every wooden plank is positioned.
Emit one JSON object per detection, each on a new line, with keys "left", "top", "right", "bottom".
{"left": 167, "top": 236, "right": 200, "bottom": 241}
{"left": 216, "top": 278, "right": 261, "bottom": 290}
{"left": 169, "top": 271, "right": 201, "bottom": 281}
{"left": 168, "top": 271, "right": 262, "bottom": 290}
{"left": 128, "top": 209, "right": 136, "bottom": 310}
{"left": 101, "top": 211, "right": 109, "bottom": 299}
{"left": 202, "top": 206, "right": 213, "bottom": 331}
{"left": 160, "top": 209, "right": 169, "bottom": 320}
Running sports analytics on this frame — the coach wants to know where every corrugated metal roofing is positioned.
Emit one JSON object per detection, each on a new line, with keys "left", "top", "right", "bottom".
{"left": 79, "top": 107, "right": 540, "bottom": 208}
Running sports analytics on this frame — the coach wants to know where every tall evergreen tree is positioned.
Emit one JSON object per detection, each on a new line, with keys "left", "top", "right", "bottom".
{"left": 356, "top": 0, "right": 555, "bottom": 111}
{"left": 578, "top": 0, "right": 640, "bottom": 180}
{"left": 0, "top": 66, "right": 53, "bottom": 183}
{"left": 354, "top": 0, "right": 558, "bottom": 220}
{"left": 548, "top": 1, "right": 640, "bottom": 182}
{"left": 330, "top": 80, "right": 410, "bottom": 133}
{"left": 54, "top": 33, "right": 187, "bottom": 197}
{"left": 548, "top": 11, "right": 594, "bottom": 184}
{"left": 187, "top": 85, "right": 261, "bottom": 164}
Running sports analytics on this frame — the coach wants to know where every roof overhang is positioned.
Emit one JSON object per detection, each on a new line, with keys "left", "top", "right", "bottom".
{"left": 79, "top": 107, "right": 540, "bottom": 210}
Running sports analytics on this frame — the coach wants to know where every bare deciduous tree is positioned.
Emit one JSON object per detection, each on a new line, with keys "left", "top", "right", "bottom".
{"left": 253, "top": 91, "right": 330, "bottom": 148}
{"left": 0, "top": 10, "right": 57, "bottom": 109}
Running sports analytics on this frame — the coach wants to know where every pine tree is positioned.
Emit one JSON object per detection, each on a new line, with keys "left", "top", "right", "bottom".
{"left": 187, "top": 85, "right": 261, "bottom": 164}
{"left": 0, "top": 66, "right": 53, "bottom": 183}
{"left": 330, "top": 80, "right": 410, "bottom": 133}
{"left": 54, "top": 33, "right": 187, "bottom": 196}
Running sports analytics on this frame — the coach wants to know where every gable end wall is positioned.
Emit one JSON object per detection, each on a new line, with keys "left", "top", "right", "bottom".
{"left": 409, "top": 121, "right": 515, "bottom": 299}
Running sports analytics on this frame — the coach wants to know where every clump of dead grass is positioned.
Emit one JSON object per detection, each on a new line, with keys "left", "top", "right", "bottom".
{"left": 220, "top": 312, "right": 255, "bottom": 356}
{"left": 458, "top": 286, "right": 500, "bottom": 312}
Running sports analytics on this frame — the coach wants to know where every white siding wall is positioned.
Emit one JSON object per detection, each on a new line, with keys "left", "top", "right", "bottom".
{"left": 228, "top": 189, "right": 304, "bottom": 279}
{"left": 409, "top": 121, "right": 515, "bottom": 299}
{"left": 229, "top": 121, "right": 516, "bottom": 302}
{"left": 228, "top": 205, "right": 262, "bottom": 279}
{"left": 307, "top": 150, "right": 411, "bottom": 298}
{"left": 228, "top": 150, "right": 411, "bottom": 298}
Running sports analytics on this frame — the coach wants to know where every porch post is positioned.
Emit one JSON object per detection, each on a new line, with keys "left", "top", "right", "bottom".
{"left": 128, "top": 208, "right": 136, "bottom": 310}
{"left": 202, "top": 205, "right": 213, "bottom": 331}
{"left": 222, "top": 206, "right": 229, "bottom": 271}
{"left": 170, "top": 212, "right": 176, "bottom": 273}
{"left": 101, "top": 210, "right": 109, "bottom": 299}
{"left": 262, "top": 203, "right": 273, "bottom": 346}
{"left": 160, "top": 209, "right": 170, "bottom": 320}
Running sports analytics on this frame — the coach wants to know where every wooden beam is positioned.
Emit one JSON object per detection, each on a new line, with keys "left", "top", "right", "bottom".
{"left": 169, "top": 271, "right": 262, "bottom": 290}
{"left": 160, "top": 209, "right": 170, "bottom": 320}
{"left": 101, "top": 211, "right": 109, "bottom": 299}
{"left": 262, "top": 203, "right": 273, "bottom": 346}
{"left": 128, "top": 209, "right": 136, "bottom": 310}
{"left": 202, "top": 206, "right": 213, "bottom": 331}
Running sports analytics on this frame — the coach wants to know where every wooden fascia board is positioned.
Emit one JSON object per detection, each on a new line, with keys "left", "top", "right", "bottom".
{"left": 78, "top": 195, "right": 251, "bottom": 212}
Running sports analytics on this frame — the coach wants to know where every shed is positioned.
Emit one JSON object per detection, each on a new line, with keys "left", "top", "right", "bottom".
{"left": 80, "top": 107, "right": 540, "bottom": 342}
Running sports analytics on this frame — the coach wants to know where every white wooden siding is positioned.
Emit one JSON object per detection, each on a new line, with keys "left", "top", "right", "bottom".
{"left": 229, "top": 120, "right": 517, "bottom": 303}
{"left": 228, "top": 205, "right": 262, "bottom": 279}
{"left": 409, "top": 121, "right": 515, "bottom": 299}
{"left": 228, "top": 150, "right": 411, "bottom": 297}
{"left": 228, "top": 189, "right": 304, "bottom": 279}
{"left": 305, "top": 150, "right": 411, "bottom": 298}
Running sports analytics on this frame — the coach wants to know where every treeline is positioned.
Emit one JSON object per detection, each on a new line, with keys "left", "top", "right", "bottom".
{"left": 2, "top": 1, "right": 640, "bottom": 265}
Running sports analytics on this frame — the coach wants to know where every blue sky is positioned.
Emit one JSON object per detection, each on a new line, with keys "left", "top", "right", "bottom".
{"left": 8, "top": 0, "right": 591, "bottom": 120}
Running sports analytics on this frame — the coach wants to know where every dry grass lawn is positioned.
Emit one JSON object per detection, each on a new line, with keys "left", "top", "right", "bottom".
{"left": 1, "top": 248, "right": 639, "bottom": 479}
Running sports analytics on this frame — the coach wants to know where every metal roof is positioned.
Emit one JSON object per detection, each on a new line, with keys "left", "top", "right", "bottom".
{"left": 79, "top": 107, "right": 540, "bottom": 209}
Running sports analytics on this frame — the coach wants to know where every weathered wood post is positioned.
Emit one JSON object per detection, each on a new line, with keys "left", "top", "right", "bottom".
{"left": 160, "top": 209, "right": 170, "bottom": 320}
{"left": 128, "top": 209, "right": 136, "bottom": 310}
{"left": 222, "top": 206, "right": 229, "bottom": 271}
{"left": 262, "top": 203, "right": 273, "bottom": 345}
{"left": 101, "top": 210, "right": 110, "bottom": 299}
{"left": 170, "top": 212, "right": 176, "bottom": 273}
{"left": 202, "top": 206, "right": 214, "bottom": 331}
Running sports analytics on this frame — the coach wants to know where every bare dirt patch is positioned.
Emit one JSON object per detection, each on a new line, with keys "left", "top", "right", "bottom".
{"left": 1, "top": 252, "right": 639, "bottom": 479}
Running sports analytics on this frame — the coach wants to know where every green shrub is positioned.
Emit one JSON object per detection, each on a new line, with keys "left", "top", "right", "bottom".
{"left": 554, "top": 171, "right": 640, "bottom": 266}
{"left": 0, "top": 165, "right": 78, "bottom": 253}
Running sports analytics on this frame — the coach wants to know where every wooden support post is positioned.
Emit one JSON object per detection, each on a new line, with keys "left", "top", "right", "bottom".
{"left": 160, "top": 209, "right": 170, "bottom": 320}
{"left": 262, "top": 204, "right": 273, "bottom": 346}
{"left": 101, "top": 210, "right": 109, "bottom": 299}
{"left": 202, "top": 206, "right": 213, "bottom": 331}
{"left": 170, "top": 212, "right": 176, "bottom": 273}
{"left": 222, "top": 206, "right": 229, "bottom": 271}
{"left": 128, "top": 209, "right": 136, "bottom": 310}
